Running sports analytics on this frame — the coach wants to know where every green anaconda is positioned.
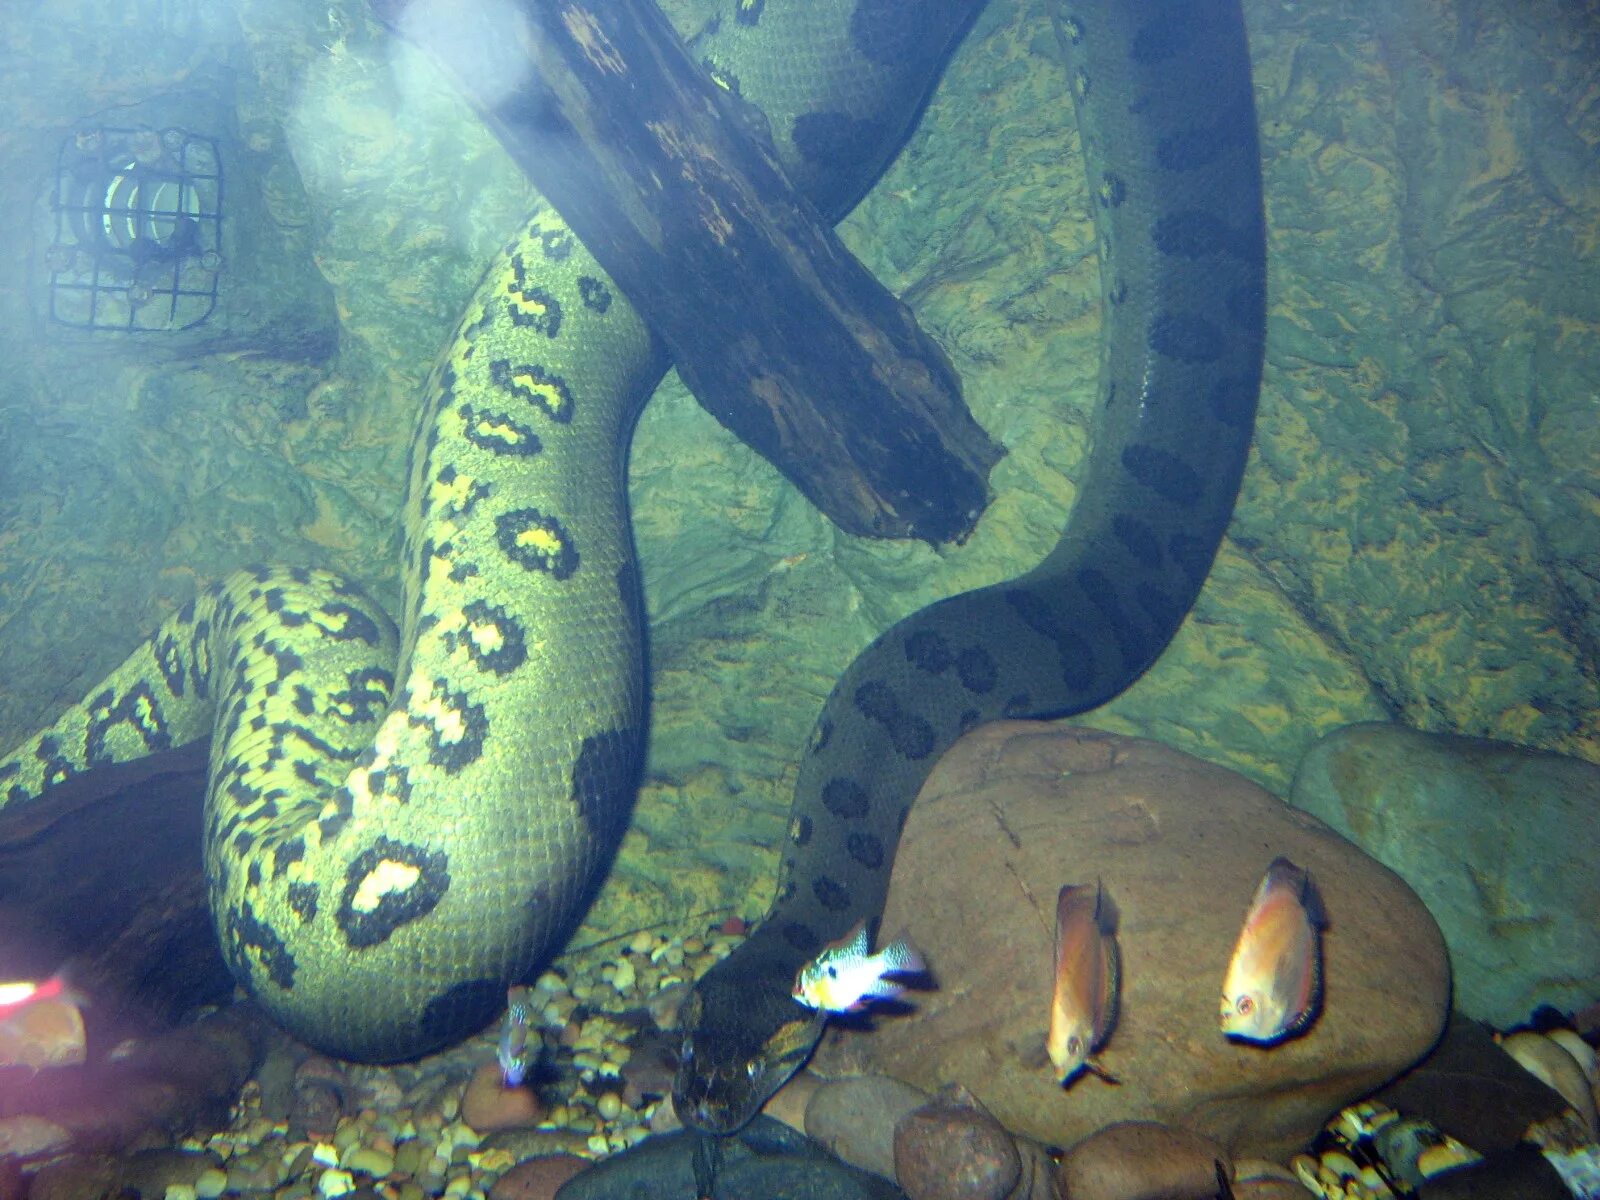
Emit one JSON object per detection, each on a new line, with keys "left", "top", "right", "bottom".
{"left": 672, "top": 0, "right": 1265, "bottom": 1132}
{"left": 0, "top": 0, "right": 1262, "bottom": 1075}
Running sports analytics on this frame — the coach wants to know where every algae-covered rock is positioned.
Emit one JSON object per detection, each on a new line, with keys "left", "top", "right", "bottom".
{"left": 1290, "top": 722, "right": 1600, "bottom": 1027}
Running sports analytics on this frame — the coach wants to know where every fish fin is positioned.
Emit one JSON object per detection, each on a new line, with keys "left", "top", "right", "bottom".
{"left": 878, "top": 936, "right": 925, "bottom": 976}
{"left": 1095, "top": 925, "right": 1121, "bottom": 1050}
{"left": 1085, "top": 1056, "right": 1120, "bottom": 1086}
{"left": 1091, "top": 879, "right": 1119, "bottom": 938}
{"left": 1214, "top": 1160, "right": 1235, "bottom": 1199}
{"left": 833, "top": 919, "right": 870, "bottom": 958}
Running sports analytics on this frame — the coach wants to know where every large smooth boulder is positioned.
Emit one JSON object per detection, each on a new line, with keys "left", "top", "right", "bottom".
{"left": 809, "top": 723, "right": 1449, "bottom": 1160}
{"left": 1289, "top": 722, "right": 1600, "bottom": 1028}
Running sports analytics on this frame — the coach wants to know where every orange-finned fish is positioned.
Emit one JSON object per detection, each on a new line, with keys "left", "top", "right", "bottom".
{"left": 497, "top": 985, "right": 535, "bottom": 1088}
{"left": 791, "top": 920, "right": 925, "bottom": 1014}
{"left": 1220, "top": 857, "right": 1326, "bottom": 1044}
{"left": 1047, "top": 881, "right": 1120, "bottom": 1085}
{"left": 0, "top": 973, "right": 88, "bottom": 1071}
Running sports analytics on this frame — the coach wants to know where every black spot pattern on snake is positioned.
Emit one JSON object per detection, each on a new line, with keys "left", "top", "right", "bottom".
{"left": 1153, "top": 210, "right": 1236, "bottom": 258}
{"left": 273, "top": 836, "right": 305, "bottom": 880}
{"left": 327, "top": 667, "right": 393, "bottom": 725}
{"left": 1150, "top": 313, "right": 1225, "bottom": 364}
{"left": 248, "top": 861, "right": 262, "bottom": 889}
{"left": 1121, "top": 444, "right": 1204, "bottom": 507}
{"left": 955, "top": 646, "right": 997, "bottom": 694}
{"left": 337, "top": 837, "right": 450, "bottom": 950}
{"left": 287, "top": 882, "right": 319, "bottom": 922}
{"left": 1004, "top": 588, "right": 1098, "bottom": 694}
{"left": 572, "top": 727, "right": 641, "bottom": 846}
{"left": 791, "top": 110, "right": 885, "bottom": 170}
{"left": 1113, "top": 514, "right": 1164, "bottom": 569}
{"left": 431, "top": 465, "right": 491, "bottom": 523}
{"left": 821, "top": 778, "right": 870, "bottom": 820}
{"left": 411, "top": 681, "right": 485, "bottom": 772}
{"left": 505, "top": 269, "right": 562, "bottom": 337}
{"left": 490, "top": 359, "right": 575, "bottom": 423}
{"left": 1137, "top": 583, "right": 1183, "bottom": 629}
{"left": 496, "top": 509, "right": 579, "bottom": 580}
{"left": 448, "top": 600, "right": 527, "bottom": 676}
{"left": 459, "top": 405, "right": 542, "bottom": 457}
{"left": 903, "top": 629, "right": 951, "bottom": 674}
{"left": 154, "top": 629, "right": 186, "bottom": 695}
{"left": 230, "top": 901, "right": 297, "bottom": 990}
{"left": 84, "top": 681, "right": 170, "bottom": 765}
{"left": 1076, "top": 566, "right": 1147, "bottom": 670}
{"left": 421, "top": 977, "right": 503, "bottom": 1048}
{"left": 780, "top": 920, "right": 821, "bottom": 956}
{"left": 537, "top": 227, "right": 574, "bottom": 261}
{"left": 849, "top": 0, "right": 923, "bottom": 67}
{"left": 811, "top": 876, "right": 852, "bottom": 912}
{"left": 846, "top": 832, "right": 885, "bottom": 870}
{"left": 852, "top": 680, "right": 935, "bottom": 759}
{"left": 578, "top": 276, "right": 611, "bottom": 313}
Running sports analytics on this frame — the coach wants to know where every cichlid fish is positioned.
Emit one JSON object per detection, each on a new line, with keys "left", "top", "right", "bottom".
{"left": 1047, "top": 881, "right": 1120, "bottom": 1085}
{"left": 1220, "top": 857, "right": 1325, "bottom": 1044}
{"left": 792, "top": 920, "right": 925, "bottom": 1014}
{"left": 497, "top": 985, "right": 536, "bottom": 1087}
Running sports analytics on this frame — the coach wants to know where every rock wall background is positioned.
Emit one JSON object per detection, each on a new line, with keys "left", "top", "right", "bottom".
{"left": 0, "top": 0, "right": 1595, "bottom": 941}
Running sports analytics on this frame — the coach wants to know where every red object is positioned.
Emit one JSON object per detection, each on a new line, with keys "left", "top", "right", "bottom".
{"left": 718, "top": 916, "right": 748, "bottom": 937}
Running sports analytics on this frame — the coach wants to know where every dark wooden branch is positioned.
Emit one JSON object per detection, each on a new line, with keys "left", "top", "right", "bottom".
{"left": 368, "top": 0, "right": 1001, "bottom": 544}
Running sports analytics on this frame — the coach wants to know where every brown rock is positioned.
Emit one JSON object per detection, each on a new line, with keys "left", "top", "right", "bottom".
{"left": 1059, "top": 1122, "right": 1230, "bottom": 1200}
{"left": 1233, "top": 1182, "right": 1314, "bottom": 1200}
{"left": 462, "top": 1062, "right": 548, "bottom": 1132}
{"left": 894, "top": 1085, "right": 1020, "bottom": 1200}
{"left": 488, "top": 1153, "right": 589, "bottom": 1200}
{"left": 811, "top": 724, "right": 1449, "bottom": 1160}
{"left": 804, "top": 1074, "right": 931, "bottom": 1181}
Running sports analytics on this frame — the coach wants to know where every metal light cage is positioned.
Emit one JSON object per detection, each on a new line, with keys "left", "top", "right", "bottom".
{"left": 46, "top": 125, "right": 223, "bottom": 332}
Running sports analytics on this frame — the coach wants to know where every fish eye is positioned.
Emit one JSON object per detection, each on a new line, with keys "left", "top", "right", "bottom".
{"left": 1067, "top": 1036, "right": 1081, "bottom": 1057}
{"left": 1237, "top": 995, "right": 1254, "bottom": 1015}
{"left": 746, "top": 1060, "right": 763, "bottom": 1080}
{"left": 824, "top": 965, "right": 838, "bottom": 979}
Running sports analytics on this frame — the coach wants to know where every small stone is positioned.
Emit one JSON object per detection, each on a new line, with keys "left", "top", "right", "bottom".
{"left": 317, "top": 1168, "right": 356, "bottom": 1198}
{"left": 595, "top": 1092, "right": 623, "bottom": 1121}
{"left": 487, "top": 1154, "right": 588, "bottom": 1200}
{"left": 462, "top": 1063, "right": 548, "bottom": 1133}
{"left": 626, "top": 931, "right": 655, "bottom": 956}
{"left": 346, "top": 1146, "right": 396, "bottom": 1178}
{"left": 893, "top": 1085, "right": 1020, "bottom": 1200}
{"left": 193, "top": 1167, "right": 228, "bottom": 1198}
{"left": 1059, "top": 1121, "right": 1232, "bottom": 1200}
{"left": 611, "top": 959, "right": 636, "bottom": 994}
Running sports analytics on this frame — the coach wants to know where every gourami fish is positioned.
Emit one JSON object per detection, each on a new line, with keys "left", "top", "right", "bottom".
{"left": 791, "top": 920, "right": 925, "bottom": 1014}
{"left": 497, "top": 985, "right": 535, "bottom": 1087}
{"left": 1047, "top": 881, "right": 1120, "bottom": 1085}
{"left": 0, "top": 973, "right": 87, "bottom": 1071}
{"left": 1220, "top": 857, "right": 1325, "bottom": 1044}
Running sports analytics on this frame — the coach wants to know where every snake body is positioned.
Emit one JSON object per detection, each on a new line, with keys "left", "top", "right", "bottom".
{"left": 0, "top": 0, "right": 1261, "bottom": 1071}
{"left": 674, "top": 0, "right": 1265, "bottom": 1132}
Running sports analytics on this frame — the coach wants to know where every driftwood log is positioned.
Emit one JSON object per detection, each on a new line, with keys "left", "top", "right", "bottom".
{"left": 369, "top": 0, "right": 1001, "bottom": 544}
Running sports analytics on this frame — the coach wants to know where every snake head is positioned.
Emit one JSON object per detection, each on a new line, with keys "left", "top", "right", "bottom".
{"left": 671, "top": 951, "right": 825, "bottom": 1135}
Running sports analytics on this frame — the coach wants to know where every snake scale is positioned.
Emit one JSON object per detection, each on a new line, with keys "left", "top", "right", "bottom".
{"left": 0, "top": 0, "right": 1263, "bottom": 1087}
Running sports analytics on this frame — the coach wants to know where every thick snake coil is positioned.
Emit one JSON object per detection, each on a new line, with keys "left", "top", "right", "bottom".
{"left": 0, "top": 0, "right": 1262, "bottom": 1072}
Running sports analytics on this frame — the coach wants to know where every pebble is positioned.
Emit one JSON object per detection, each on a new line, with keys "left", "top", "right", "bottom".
{"left": 318, "top": 1167, "right": 355, "bottom": 1198}
{"left": 193, "top": 1167, "right": 228, "bottom": 1198}
{"left": 345, "top": 1146, "right": 395, "bottom": 1178}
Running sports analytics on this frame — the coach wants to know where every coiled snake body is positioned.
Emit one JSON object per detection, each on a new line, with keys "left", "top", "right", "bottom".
{"left": 0, "top": 0, "right": 1263, "bottom": 1081}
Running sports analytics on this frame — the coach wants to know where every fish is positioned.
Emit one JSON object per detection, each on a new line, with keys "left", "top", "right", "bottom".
{"left": 497, "top": 985, "right": 535, "bottom": 1088}
{"left": 1220, "top": 857, "right": 1325, "bottom": 1044}
{"left": 0, "top": 973, "right": 87, "bottom": 1071}
{"left": 1047, "top": 881, "right": 1120, "bottom": 1085}
{"left": 791, "top": 919, "right": 924, "bottom": 1014}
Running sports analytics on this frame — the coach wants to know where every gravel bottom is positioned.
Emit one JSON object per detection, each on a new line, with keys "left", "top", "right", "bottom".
{"left": 163, "top": 922, "right": 745, "bottom": 1200}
